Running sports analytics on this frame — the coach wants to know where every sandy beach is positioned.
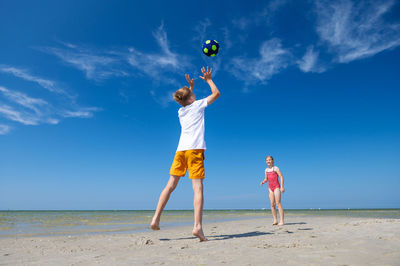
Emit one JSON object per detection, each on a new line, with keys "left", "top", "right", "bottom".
{"left": 1, "top": 216, "right": 399, "bottom": 265}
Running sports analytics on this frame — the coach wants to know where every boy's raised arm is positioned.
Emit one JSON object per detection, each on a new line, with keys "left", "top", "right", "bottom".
{"left": 199, "top": 66, "right": 220, "bottom": 105}
{"left": 185, "top": 74, "right": 194, "bottom": 91}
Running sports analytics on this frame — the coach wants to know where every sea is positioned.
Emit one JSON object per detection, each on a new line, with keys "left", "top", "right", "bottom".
{"left": 1, "top": 209, "right": 399, "bottom": 238}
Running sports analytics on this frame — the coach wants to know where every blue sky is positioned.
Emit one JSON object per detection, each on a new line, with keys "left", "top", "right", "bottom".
{"left": 0, "top": 0, "right": 399, "bottom": 210}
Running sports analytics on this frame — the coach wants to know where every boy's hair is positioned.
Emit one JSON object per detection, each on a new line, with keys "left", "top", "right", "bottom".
{"left": 173, "top": 86, "right": 192, "bottom": 106}
{"left": 265, "top": 155, "right": 274, "bottom": 161}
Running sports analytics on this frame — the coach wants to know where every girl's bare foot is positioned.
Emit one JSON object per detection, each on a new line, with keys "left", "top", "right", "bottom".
{"left": 278, "top": 222, "right": 284, "bottom": 226}
{"left": 150, "top": 218, "right": 160, "bottom": 230}
{"left": 193, "top": 227, "right": 208, "bottom": 242}
{"left": 272, "top": 221, "right": 278, "bottom": 225}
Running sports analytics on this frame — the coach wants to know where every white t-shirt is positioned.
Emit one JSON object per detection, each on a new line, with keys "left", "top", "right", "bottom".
{"left": 176, "top": 98, "right": 208, "bottom": 151}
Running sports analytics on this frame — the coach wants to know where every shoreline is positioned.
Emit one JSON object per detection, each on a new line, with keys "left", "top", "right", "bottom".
{"left": 1, "top": 216, "right": 399, "bottom": 265}
{"left": 1, "top": 209, "right": 399, "bottom": 239}
{"left": 2, "top": 208, "right": 399, "bottom": 211}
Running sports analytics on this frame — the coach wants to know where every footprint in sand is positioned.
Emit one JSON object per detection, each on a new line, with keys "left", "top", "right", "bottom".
{"left": 135, "top": 237, "right": 154, "bottom": 245}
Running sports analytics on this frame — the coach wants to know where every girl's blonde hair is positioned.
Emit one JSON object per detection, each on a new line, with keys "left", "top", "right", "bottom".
{"left": 173, "top": 86, "right": 192, "bottom": 106}
{"left": 265, "top": 155, "right": 274, "bottom": 161}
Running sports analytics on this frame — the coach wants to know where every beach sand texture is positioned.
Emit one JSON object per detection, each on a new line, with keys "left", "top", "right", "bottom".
{"left": 1, "top": 216, "right": 399, "bottom": 265}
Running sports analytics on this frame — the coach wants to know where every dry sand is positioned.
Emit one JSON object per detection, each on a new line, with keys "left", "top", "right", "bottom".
{"left": 1, "top": 216, "right": 399, "bottom": 265}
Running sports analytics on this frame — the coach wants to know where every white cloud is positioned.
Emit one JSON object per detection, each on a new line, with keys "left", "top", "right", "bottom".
{"left": 297, "top": 46, "right": 326, "bottom": 73}
{"left": 40, "top": 45, "right": 128, "bottom": 81}
{"left": 126, "top": 23, "right": 190, "bottom": 84}
{"left": 61, "top": 107, "right": 101, "bottom": 118}
{"left": 221, "top": 27, "right": 233, "bottom": 50}
{"left": 193, "top": 18, "right": 212, "bottom": 42}
{"left": 0, "top": 86, "right": 48, "bottom": 114}
{"left": 40, "top": 23, "right": 193, "bottom": 106}
{"left": 0, "top": 104, "right": 40, "bottom": 125}
{"left": 0, "top": 65, "right": 70, "bottom": 96}
{"left": 0, "top": 66, "right": 100, "bottom": 133}
{"left": 232, "top": 17, "right": 251, "bottom": 31}
{"left": 0, "top": 85, "right": 99, "bottom": 129}
{"left": 0, "top": 124, "right": 11, "bottom": 135}
{"left": 0, "top": 87, "right": 61, "bottom": 126}
{"left": 228, "top": 38, "right": 291, "bottom": 84}
{"left": 232, "top": 0, "right": 288, "bottom": 30}
{"left": 315, "top": 0, "right": 400, "bottom": 63}
{"left": 40, "top": 23, "right": 191, "bottom": 89}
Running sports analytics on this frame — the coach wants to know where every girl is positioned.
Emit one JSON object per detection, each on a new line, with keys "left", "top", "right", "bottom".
{"left": 260, "top": 155, "right": 285, "bottom": 225}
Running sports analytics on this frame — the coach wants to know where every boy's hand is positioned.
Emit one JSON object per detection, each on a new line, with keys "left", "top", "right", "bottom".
{"left": 281, "top": 187, "right": 285, "bottom": 193}
{"left": 199, "top": 66, "right": 212, "bottom": 82}
{"left": 185, "top": 74, "right": 194, "bottom": 91}
{"left": 260, "top": 180, "right": 265, "bottom": 186}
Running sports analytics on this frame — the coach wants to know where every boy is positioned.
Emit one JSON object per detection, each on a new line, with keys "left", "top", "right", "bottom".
{"left": 150, "top": 66, "right": 220, "bottom": 241}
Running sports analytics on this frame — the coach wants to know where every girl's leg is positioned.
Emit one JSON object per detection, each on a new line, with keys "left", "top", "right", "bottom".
{"left": 192, "top": 178, "right": 207, "bottom": 241}
{"left": 274, "top": 188, "right": 284, "bottom": 225}
{"left": 150, "top": 175, "right": 181, "bottom": 230}
{"left": 268, "top": 189, "right": 278, "bottom": 225}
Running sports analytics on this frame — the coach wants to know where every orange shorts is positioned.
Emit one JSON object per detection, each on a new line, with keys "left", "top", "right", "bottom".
{"left": 170, "top": 149, "right": 205, "bottom": 179}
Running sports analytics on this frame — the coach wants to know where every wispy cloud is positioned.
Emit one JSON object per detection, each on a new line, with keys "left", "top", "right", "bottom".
{"left": 39, "top": 45, "right": 128, "bottom": 81}
{"left": 221, "top": 27, "right": 233, "bottom": 50}
{"left": 40, "top": 23, "right": 192, "bottom": 89}
{"left": 228, "top": 0, "right": 399, "bottom": 86}
{"left": 315, "top": 0, "right": 400, "bottom": 63}
{"left": 0, "top": 86, "right": 61, "bottom": 125}
{"left": 0, "top": 84, "right": 99, "bottom": 131}
{"left": 232, "top": 0, "right": 289, "bottom": 31}
{"left": 61, "top": 107, "right": 100, "bottom": 118}
{"left": 0, "top": 124, "right": 11, "bottom": 135}
{"left": 0, "top": 65, "right": 70, "bottom": 96}
{"left": 0, "top": 66, "right": 100, "bottom": 134}
{"left": 193, "top": 18, "right": 212, "bottom": 43}
{"left": 0, "top": 86, "right": 48, "bottom": 114}
{"left": 228, "top": 38, "right": 291, "bottom": 85}
{"left": 126, "top": 23, "right": 190, "bottom": 83}
{"left": 0, "top": 104, "right": 41, "bottom": 125}
{"left": 297, "top": 46, "right": 326, "bottom": 73}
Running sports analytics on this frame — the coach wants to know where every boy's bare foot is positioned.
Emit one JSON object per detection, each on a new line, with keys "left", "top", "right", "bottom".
{"left": 193, "top": 228, "right": 208, "bottom": 242}
{"left": 278, "top": 222, "right": 284, "bottom": 226}
{"left": 150, "top": 218, "right": 160, "bottom": 230}
{"left": 150, "top": 223, "right": 160, "bottom": 230}
{"left": 272, "top": 221, "right": 278, "bottom": 225}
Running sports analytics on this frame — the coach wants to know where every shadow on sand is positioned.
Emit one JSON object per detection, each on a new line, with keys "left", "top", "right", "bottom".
{"left": 159, "top": 231, "right": 272, "bottom": 242}
{"left": 210, "top": 231, "right": 273, "bottom": 240}
{"left": 284, "top": 222, "right": 307, "bottom": 225}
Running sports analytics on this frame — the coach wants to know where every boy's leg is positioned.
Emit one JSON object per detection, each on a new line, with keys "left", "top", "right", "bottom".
{"left": 192, "top": 178, "right": 208, "bottom": 241}
{"left": 274, "top": 188, "right": 284, "bottom": 225}
{"left": 150, "top": 175, "right": 181, "bottom": 230}
{"left": 268, "top": 189, "right": 278, "bottom": 225}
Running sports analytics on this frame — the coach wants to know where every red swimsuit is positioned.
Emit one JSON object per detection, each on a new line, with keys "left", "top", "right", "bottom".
{"left": 266, "top": 167, "right": 280, "bottom": 192}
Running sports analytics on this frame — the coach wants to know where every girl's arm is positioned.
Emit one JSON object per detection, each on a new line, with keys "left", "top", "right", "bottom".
{"left": 260, "top": 171, "right": 268, "bottom": 186}
{"left": 276, "top": 167, "right": 285, "bottom": 193}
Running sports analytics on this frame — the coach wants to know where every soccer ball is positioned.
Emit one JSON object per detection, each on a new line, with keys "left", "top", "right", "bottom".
{"left": 202, "top": 40, "right": 220, "bottom": 57}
